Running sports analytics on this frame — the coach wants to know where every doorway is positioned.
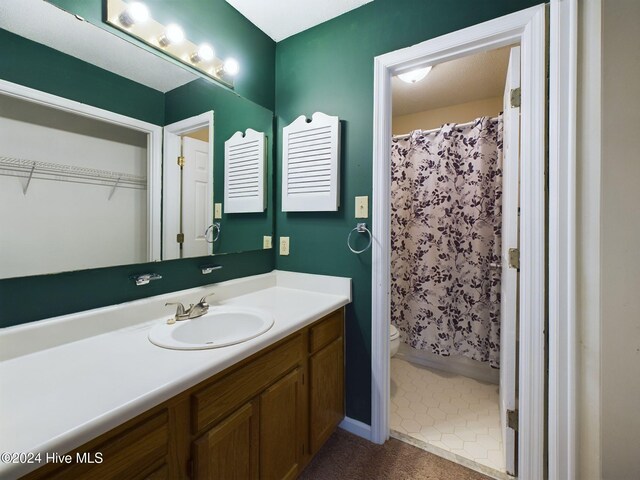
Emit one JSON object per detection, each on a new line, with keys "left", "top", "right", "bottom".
{"left": 163, "top": 112, "right": 215, "bottom": 260}
{"left": 371, "top": 5, "right": 546, "bottom": 480}
{"left": 388, "top": 45, "right": 519, "bottom": 478}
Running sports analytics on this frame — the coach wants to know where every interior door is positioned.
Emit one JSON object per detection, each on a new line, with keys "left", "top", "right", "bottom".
{"left": 181, "top": 136, "right": 213, "bottom": 258}
{"left": 500, "top": 45, "right": 520, "bottom": 477}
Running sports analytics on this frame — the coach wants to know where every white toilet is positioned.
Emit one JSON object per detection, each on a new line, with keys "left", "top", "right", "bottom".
{"left": 390, "top": 324, "right": 400, "bottom": 357}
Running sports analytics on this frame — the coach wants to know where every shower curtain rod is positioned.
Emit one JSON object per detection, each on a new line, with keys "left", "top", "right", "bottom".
{"left": 392, "top": 118, "right": 483, "bottom": 140}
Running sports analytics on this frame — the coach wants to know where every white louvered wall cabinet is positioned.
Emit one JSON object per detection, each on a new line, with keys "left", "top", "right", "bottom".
{"left": 224, "top": 129, "right": 267, "bottom": 213}
{"left": 281, "top": 112, "right": 340, "bottom": 212}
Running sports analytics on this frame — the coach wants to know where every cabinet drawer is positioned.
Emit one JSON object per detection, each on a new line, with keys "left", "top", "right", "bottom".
{"left": 309, "top": 310, "right": 343, "bottom": 354}
{"left": 192, "top": 335, "right": 303, "bottom": 434}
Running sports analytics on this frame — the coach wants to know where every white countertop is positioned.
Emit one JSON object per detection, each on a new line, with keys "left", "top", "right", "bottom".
{"left": 0, "top": 270, "right": 351, "bottom": 479}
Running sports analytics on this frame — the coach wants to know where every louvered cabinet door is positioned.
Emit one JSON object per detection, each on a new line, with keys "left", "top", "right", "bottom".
{"left": 224, "top": 129, "right": 266, "bottom": 213}
{"left": 282, "top": 112, "right": 340, "bottom": 212}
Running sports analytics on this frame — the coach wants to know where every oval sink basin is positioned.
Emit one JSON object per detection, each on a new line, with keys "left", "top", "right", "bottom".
{"left": 149, "top": 306, "right": 274, "bottom": 350}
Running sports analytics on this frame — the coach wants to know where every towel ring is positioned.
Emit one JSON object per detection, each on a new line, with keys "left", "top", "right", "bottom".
{"left": 205, "top": 222, "right": 221, "bottom": 243}
{"left": 347, "top": 223, "right": 372, "bottom": 254}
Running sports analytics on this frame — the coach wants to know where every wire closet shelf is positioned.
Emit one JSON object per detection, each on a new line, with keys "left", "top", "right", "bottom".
{"left": 0, "top": 156, "right": 147, "bottom": 196}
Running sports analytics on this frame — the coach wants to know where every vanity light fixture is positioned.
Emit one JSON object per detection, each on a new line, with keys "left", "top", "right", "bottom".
{"left": 222, "top": 58, "right": 240, "bottom": 76}
{"left": 398, "top": 66, "right": 433, "bottom": 84}
{"left": 158, "top": 24, "right": 185, "bottom": 47}
{"left": 191, "top": 43, "right": 215, "bottom": 64}
{"left": 106, "top": 0, "right": 236, "bottom": 88}
{"left": 118, "top": 1, "right": 149, "bottom": 27}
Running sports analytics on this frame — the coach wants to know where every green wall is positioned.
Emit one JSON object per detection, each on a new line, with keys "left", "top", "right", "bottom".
{"left": 0, "top": 30, "right": 274, "bottom": 328}
{"left": 2, "top": 0, "right": 543, "bottom": 426}
{"left": 274, "top": 0, "right": 541, "bottom": 425}
{"left": 47, "top": 0, "right": 275, "bottom": 110}
{"left": 164, "top": 79, "right": 274, "bottom": 254}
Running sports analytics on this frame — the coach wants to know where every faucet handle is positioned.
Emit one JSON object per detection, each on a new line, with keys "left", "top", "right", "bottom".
{"left": 198, "top": 292, "right": 216, "bottom": 306}
{"left": 165, "top": 302, "right": 187, "bottom": 316}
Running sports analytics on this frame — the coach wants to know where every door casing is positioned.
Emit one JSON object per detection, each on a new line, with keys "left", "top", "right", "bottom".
{"left": 162, "top": 111, "right": 214, "bottom": 260}
{"left": 369, "top": 5, "right": 547, "bottom": 479}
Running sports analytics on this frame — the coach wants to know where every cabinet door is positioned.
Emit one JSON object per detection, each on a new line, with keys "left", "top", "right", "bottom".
{"left": 260, "top": 368, "right": 303, "bottom": 480}
{"left": 192, "top": 400, "right": 259, "bottom": 480}
{"left": 309, "top": 337, "right": 344, "bottom": 454}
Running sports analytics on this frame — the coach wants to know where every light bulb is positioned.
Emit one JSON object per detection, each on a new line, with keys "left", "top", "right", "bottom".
{"left": 398, "top": 66, "right": 432, "bottom": 84}
{"left": 191, "top": 43, "right": 215, "bottom": 63}
{"left": 223, "top": 58, "right": 240, "bottom": 76}
{"left": 160, "top": 24, "right": 184, "bottom": 46}
{"left": 119, "top": 2, "right": 149, "bottom": 27}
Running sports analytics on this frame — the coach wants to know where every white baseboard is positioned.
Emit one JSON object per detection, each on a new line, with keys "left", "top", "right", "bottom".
{"left": 339, "top": 416, "right": 372, "bottom": 441}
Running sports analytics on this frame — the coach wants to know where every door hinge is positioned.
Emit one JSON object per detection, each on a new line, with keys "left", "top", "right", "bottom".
{"left": 507, "top": 409, "right": 519, "bottom": 431}
{"left": 176, "top": 233, "right": 184, "bottom": 244}
{"left": 510, "top": 88, "right": 521, "bottom": 108}
{"left": 177, "top": 155, "right": 185, "bottom": 167}
{"left": 508, "top": 248, "right": 520, "bottom": 270}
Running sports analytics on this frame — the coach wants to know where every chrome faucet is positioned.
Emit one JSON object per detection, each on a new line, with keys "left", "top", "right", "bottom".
{"left": 165, "top": 302, "right": 189, "bottom": 323}
{"left": 165, "top": 292, "right": 215, "bottom": 324}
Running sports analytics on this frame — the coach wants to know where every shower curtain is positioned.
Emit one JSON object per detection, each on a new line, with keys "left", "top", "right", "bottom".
{"left": 390, "top": 116, "right": 503, "bottom": 367}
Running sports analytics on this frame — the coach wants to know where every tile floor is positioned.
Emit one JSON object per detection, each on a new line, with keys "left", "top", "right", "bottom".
{"left": 390, "top": 357, "right": 505, "bottom": 473}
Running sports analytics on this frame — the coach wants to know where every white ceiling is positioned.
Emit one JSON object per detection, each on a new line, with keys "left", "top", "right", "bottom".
{"left": 225, "top": 0, "right": 373, "bottom": 42}
{"left": 392, "top": 47, "right": 512, "bottom": 117}
{"left": 0, "top": 0, "right": 197, "bottom": 93}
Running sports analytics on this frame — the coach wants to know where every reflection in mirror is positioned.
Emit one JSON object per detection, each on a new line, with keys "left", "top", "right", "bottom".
{"left": 0, "top": 88, "right": 161, "bottom": 279}
{"left": 163, "top": 112, "right": 215, "bottom": 260}
{"left": 164, "top": 79, "right": 274, "bottom": 257}
{"left": 0, "top": 0, "right": 274, "bottom": 279}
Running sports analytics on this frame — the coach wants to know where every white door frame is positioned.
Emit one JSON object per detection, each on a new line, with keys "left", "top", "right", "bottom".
{"left": 548, "top": 0, "right": 578, "bottom": 479}
{"left": 371, "top": 5, "right": 546, "bottom": 479}
{"left": 0, "top": 78, "right": 162, "bottom": 262}
{"left": 162, "top": 111, "right": 214, "bottom": 260}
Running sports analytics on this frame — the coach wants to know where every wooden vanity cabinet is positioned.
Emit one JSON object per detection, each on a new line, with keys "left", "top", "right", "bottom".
{"left": 192, "top": 400, "right": 260, "bottom": 479}
{"left": 308, "top": 310, "right": 345, "bottom": 455}
{"left": 23, "top": 308, "right": 344, "bottom": 480}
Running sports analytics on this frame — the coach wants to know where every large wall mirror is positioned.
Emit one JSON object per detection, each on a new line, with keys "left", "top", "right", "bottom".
{"left": 0, "top": 0, "right": 274, "bottom": 280}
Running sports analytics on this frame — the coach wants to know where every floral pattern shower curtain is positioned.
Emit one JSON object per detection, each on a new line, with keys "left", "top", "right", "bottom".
{"left": 390, "top": 116, "right": 503, "bottom": 367}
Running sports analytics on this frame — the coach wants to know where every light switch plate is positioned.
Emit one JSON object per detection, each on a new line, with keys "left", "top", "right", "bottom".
{"left": 279, "top": 236, "right": 290, "bottom": 255}
{"left": 214, "top": 203, "right": 222, "bottom": 219}
{"left": 355, "top": 196, "right": 369, "bottom": 218}
{"left": 263, "top": 235, "right": 272, "bottom": 249}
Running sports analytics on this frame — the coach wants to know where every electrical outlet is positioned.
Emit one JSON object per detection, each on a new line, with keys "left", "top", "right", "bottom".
{"left": 279, "top": 236, "right": 290, "bottom": 256}
{"left": 355, "top": 196, "right": 369, "bottom": 218}
{"left": 214, "top": 203, "right": 222, "bottom": 219}
{"left": 263, "top": 235, "right": 272, "bottom": 249}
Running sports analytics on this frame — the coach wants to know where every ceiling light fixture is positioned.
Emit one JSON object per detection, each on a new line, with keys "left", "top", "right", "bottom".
{"left": 118, "top": 1, "right": 149, "bottom": 27}
{"left": 158, "top": 24, "right": 185, "bottom": 47}
{"left": 398, "top": 66, "right": 433, "bottom": 84}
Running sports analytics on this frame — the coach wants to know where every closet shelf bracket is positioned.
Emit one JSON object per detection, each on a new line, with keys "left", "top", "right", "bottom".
{"left": 23, "top": 162, "right": 35, "bottom": 195}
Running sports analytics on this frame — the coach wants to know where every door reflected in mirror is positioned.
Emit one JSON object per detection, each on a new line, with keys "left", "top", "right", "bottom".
{"left": 163, "top": 112, "right": 215, "bottom": 260}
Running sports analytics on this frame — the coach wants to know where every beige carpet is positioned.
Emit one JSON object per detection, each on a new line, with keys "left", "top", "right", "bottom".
{"left": 299, "top": 429, "right": 491, "bottom": 480}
